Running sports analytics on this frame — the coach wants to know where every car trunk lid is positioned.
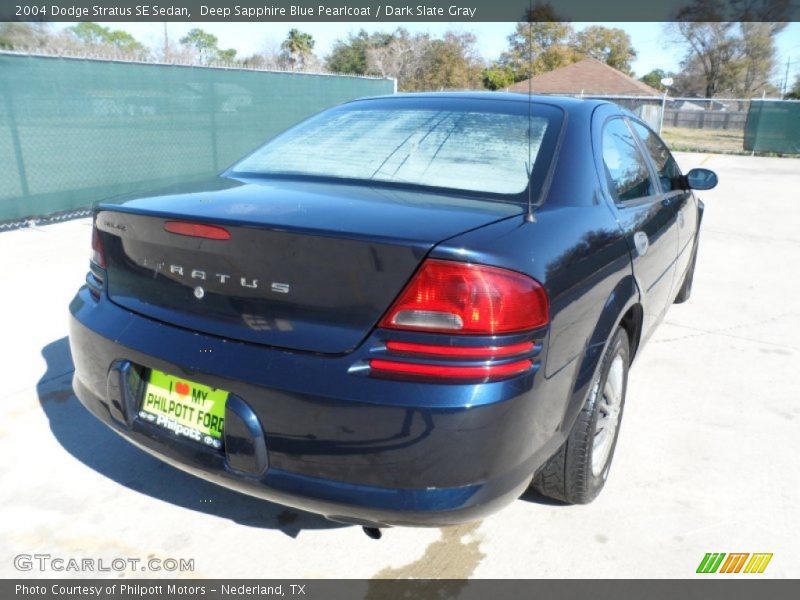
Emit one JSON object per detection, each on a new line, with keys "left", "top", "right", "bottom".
{"left": 96, "top": 177, "right": 523, "bottom": 354}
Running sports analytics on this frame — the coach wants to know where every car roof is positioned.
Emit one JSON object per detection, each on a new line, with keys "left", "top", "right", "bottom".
{"left": 350, "top": 91, "right": 610, "bottom": 116}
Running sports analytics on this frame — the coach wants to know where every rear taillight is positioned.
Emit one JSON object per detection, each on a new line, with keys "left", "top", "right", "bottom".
{"left": 379, "top": 259, "right": 548, "bottom": 334}
{"left": 164, "top": 221, "right": 231, "bottom": 240}
{"left": 385, "top": 340, "right": 534, "bottom": 358}
{"left": 91, "top": 223, "right": 106, "bottom": 269}
{"left": 368, "top": 259, "right": 548, "bottom": 383}
{"left": 88, "top": 222, "right": 106, "bottom": 301}
{"left": 369, "top": 358, "right": 533, "bottom": 380}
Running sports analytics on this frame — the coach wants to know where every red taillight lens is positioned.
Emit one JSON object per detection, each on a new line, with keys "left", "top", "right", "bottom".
{"left": 164, "top": 221, "right": 231, "bottom": 240}
{"left": 91, "top": 223, "right": 106, "bottom": 269}
{"left": 385, "top": 340, "right": 534, "bottom": 359}
{"left": 379, "top": 259, "right": 548, "bottom": 334}
{"left": 369, "top": 358, "right": 533, "bottom": 380}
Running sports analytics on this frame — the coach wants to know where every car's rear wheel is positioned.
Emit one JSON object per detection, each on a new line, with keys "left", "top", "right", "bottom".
{"left": 531, "top": 326, "right": 630, "bottom": 504}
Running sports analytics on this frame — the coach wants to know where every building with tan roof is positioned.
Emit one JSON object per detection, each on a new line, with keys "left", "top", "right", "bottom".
{"left": 509, "top": 58, "right": 661, "bottom": 97}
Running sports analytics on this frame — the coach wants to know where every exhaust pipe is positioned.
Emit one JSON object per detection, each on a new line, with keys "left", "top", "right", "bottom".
{"left": 325, "top": 515, "right": 386, "bottom": 538}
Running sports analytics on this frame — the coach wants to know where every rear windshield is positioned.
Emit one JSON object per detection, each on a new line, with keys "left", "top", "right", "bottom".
{"left": 231, "top": 98, "right": 563, "bottom": 196}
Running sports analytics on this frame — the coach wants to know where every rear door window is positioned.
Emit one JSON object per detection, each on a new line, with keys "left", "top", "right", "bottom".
{"left": 629, "top": 121, "right": 683, "bottom": 192}
{"left": 601, "top": 118, "right": 657, "bottom": 203}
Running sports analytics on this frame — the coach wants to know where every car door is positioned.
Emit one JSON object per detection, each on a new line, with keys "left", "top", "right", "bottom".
{"left": 628, "top": 119, "right": 698, "bottom": 292}
{"left": 599, "top": 116, "right": 681, "bottom": 342}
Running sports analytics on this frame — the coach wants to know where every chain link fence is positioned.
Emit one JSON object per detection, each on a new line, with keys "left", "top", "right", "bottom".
{"left": 663, "top": 97, "right": 800, "bottom": 155}
{"left": 663, "top": 97, "right": 751, "bottom": 155}
{"left": 562, "top": 93, "right": 800, "bottom": 156}
{"left": 0, "top": 51, "right": 394, "bottom": 227}
{"left": 743, "top": 100, "right": 800, "bottom": 155}
{"left": 466, "top": 87, "right": 797, "bottom": 155}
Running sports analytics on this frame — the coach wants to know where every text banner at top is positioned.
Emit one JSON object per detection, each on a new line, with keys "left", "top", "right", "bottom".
{"left": 3, "top": 0, "right": 799, "bottom": 22}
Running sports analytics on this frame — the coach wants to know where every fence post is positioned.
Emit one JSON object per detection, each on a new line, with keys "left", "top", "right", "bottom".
{"left": 2, "top": 88, "right": 31, "bottom": 206}
{"left": 209, "top": 80, "right": 219, "bottom": 171}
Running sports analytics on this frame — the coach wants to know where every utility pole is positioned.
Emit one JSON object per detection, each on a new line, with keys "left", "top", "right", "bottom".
{"left": 782, "top": 57, "right": 790, "bottom": 97}
{"left": 163, "top": 22, "right": 169, "bottom": 61}
{"left": 659, "top": 77, "right": 674, "bottom": 135}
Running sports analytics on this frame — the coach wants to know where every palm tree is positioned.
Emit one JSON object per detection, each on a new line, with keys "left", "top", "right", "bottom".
{"left": 281, "top": 29, "right": 315, "bottom": 71}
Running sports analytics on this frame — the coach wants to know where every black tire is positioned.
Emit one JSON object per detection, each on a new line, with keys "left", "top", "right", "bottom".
{"left": 532, "top": 327, "right": 630, "bottom": 504}
{"left": 674, "top": 239, "right": 699, "bottom": 304}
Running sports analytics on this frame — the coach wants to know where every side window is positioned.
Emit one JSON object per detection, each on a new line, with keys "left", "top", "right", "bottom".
{"left": 601, "top": 118, "right": 656, "bottom": 203}
{"left": 630, "top": 121, "right": 683, "bottom": 192}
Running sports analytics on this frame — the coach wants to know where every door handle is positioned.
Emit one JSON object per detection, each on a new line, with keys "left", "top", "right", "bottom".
{"left": 633, "top": 231, "right": 649, "bottom": 256}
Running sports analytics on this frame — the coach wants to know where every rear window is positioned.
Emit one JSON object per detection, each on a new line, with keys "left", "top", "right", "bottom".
{"left": 231, "top": 98, "right": 563, "bottom": 196}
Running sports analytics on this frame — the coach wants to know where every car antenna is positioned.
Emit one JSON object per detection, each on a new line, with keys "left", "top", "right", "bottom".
{"left": 525, "top": 0, "right": 535, "bottom": 223}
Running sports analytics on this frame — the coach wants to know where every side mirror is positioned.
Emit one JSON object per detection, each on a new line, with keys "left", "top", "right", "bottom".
{"left": 685, "top": 168, "right": 718, "bottom": 191}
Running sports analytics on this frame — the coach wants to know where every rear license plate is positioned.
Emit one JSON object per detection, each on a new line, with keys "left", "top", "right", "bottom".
{"left": 139, "top": 369, "right": 228, "bottom": 449}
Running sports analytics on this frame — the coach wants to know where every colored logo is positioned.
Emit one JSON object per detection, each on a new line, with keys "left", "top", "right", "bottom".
{"left": 175, "top": 381, "right": 190, "bottom": 396}
{"left": 697, "top": 553, "right": 773, "bottom": 574}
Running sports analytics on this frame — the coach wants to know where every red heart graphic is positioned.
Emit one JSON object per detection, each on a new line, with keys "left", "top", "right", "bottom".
{"left": 175, "top": 382, "right": 190, "bottom": 396}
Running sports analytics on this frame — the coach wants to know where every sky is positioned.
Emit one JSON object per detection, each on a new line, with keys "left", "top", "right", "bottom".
{"left": 52, "top": 21, "right": 800, "bottom": 86}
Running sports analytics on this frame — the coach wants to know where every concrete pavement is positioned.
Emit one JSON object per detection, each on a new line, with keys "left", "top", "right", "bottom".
{"left": 0, "top": 152, "right": 798, "bottom": 578}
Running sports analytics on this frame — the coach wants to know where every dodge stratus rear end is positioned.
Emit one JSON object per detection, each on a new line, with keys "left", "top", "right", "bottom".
{"left": 70, "top": 95, "right": 577, "bottom": 526}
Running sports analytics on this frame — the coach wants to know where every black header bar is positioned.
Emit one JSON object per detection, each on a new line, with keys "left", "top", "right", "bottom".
{"left": 2, "top": 0, "right": 799, "bottom": 22}
{"left": 4, "top": 579, "right": 800, "bottom": 600}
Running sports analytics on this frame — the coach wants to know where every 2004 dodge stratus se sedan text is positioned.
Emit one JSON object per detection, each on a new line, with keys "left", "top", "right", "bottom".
{"left": 69, "top": 93, "right": 718, "bottom": 527}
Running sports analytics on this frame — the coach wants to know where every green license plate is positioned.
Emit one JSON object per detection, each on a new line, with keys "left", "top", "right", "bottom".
{"left": 139, "top": 369, "right": 228, "bottom": 449}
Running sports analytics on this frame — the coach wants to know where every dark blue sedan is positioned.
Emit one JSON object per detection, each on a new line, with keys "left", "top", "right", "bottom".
{"left": 69, "top": 93, "right": 717, "bottom": 528}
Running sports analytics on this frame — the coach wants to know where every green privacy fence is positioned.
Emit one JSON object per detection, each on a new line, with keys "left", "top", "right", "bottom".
{"left": 743, "top": 100, "right": 800, "bottom": 155}
{"left": 0, "top": 52, "right": 394, "bottom": 224}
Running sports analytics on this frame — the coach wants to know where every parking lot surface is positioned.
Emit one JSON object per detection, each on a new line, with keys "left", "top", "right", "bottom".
{"left": 1, "top": 153, "right": 798, "bottom": 578}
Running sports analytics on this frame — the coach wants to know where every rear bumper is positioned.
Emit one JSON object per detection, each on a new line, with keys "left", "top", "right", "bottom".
{"left": 69, "top": 287, "right": 560, "bottom": 526}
